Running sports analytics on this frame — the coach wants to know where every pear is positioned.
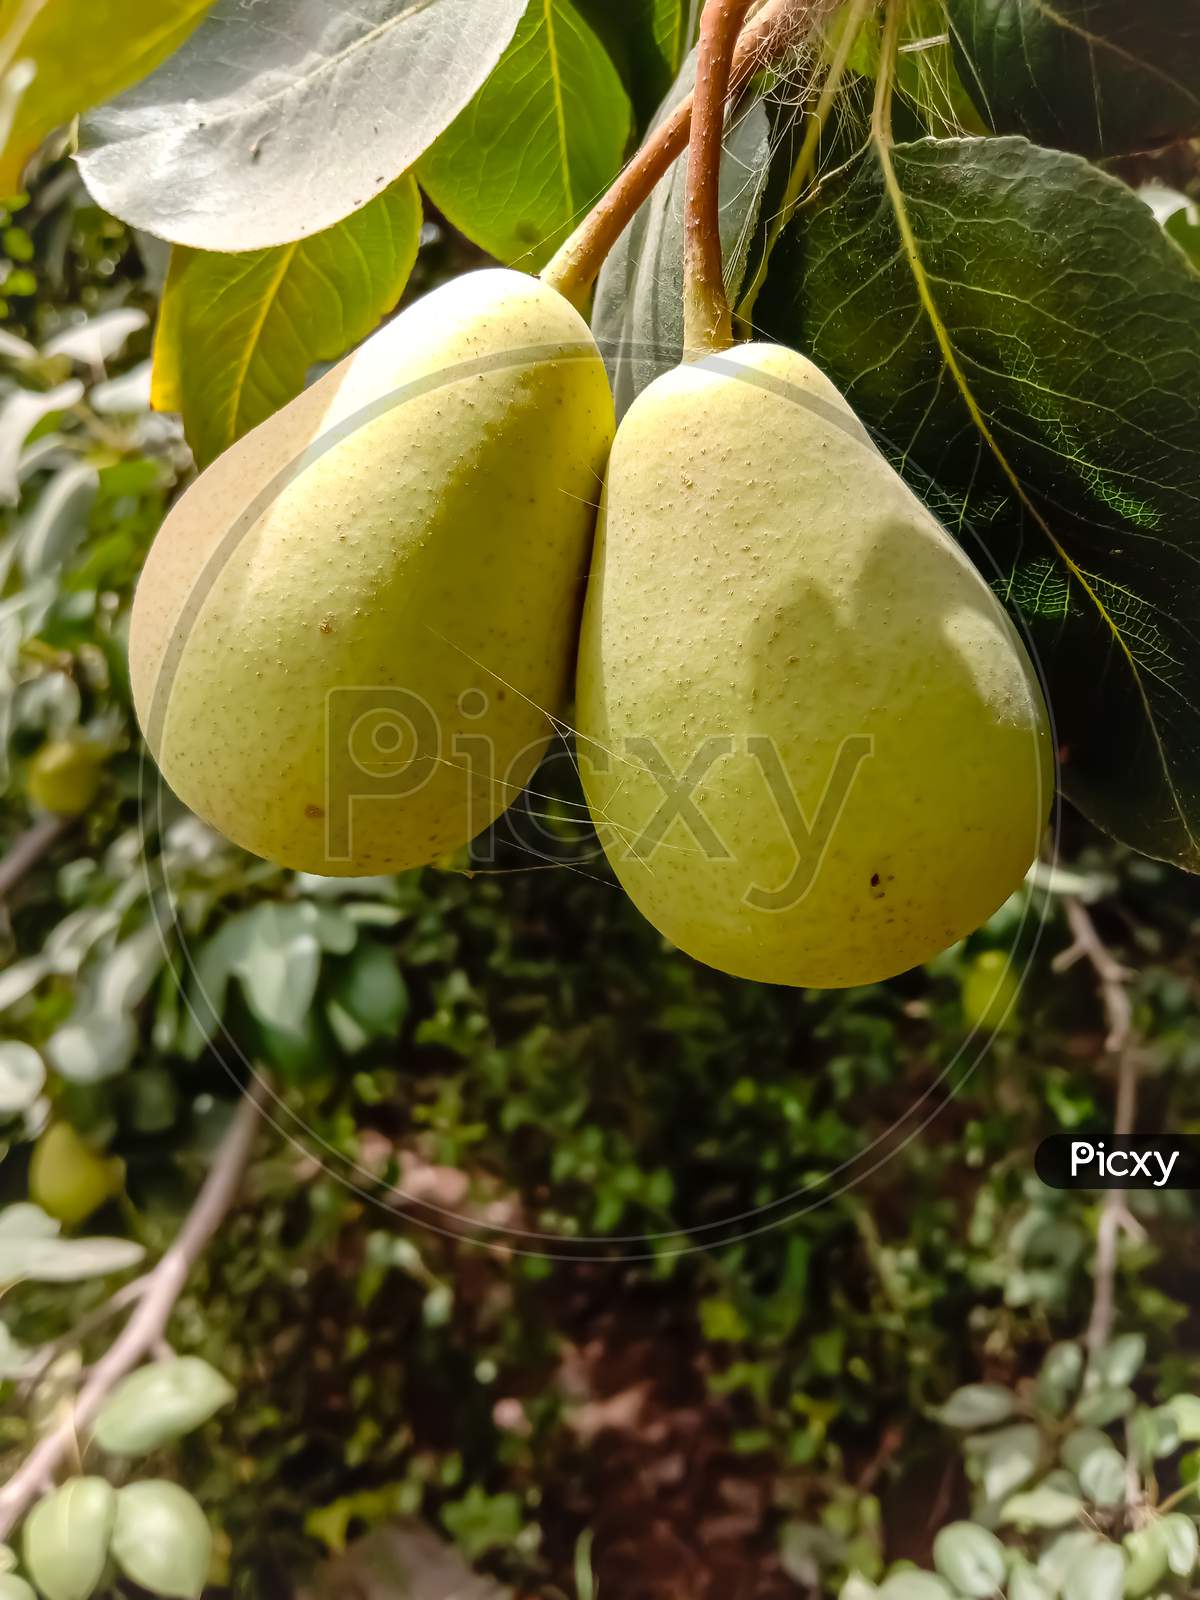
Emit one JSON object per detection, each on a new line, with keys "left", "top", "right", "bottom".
{"left": 576, "top": 343, "right": 1053, "bottom": 988}
{"left": 131, "top": 269, "right": 614, "bottom": 874}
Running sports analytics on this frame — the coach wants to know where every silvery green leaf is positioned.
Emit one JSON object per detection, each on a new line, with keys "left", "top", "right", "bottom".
{"left": 1000, "top": 1486, "right": 1085, "bottom": 1530}
{"left": 1163, "top": 1395, "right": 1200, "bottom": 1441}
{"left": 1122, "top": 1525, "right": 1169, "bottom": 1600}
{"left": 0, "top": 1203, "right": 59, "bottom": 1239}
{"left": 1160, "top": 1513, "right": 1199, "bottom": 1577}
{"left": 1075, "top": 1386, "right": 1136, "bottom": 1428}
{"left": 936, "top": 1384, "right": 1018, "bottom": 1429}
{"left": 1060, "top": 1427, "right": 1112, "bottom": 1473}
{"left": 232, "top": 904, "right": 322, "bottom": 1030}
{"left": 1038, "top": 1532, "right": 1103, "bottom": 1591}
{"left": 111, "top": 1480, "right": 213, "bottom": 1600}
{"left": 0, "top": 1233, "right": 143, "bottom": 1284}
{"left": 0, "top": 383, "right": 84, "bottom": 506}
{"left": 931, "top": 1523, "right": 1006, "bottom": 1596}
{"left": 878, "top": 1573, "right": 955, "bottom": 1599}
{"left": 976, "top": 1423, "right": 1042, "bottom": 1503}
{"left": 44, "top": 1011, "right": 137, "bottom": 1084}
{"left": 1076, "top": 1445, "right": 1127, "bottom": 1508}
{"left": 1036, "top": 1341, "right": 1085, "bottom": 1416}
{"left": 0, "top": 1576, "right": 37, "bottom": 1600}
{"left": 0, "top": 1323, "right": 33, "bottom": 1378}
{"left": 840, "top": 1580, "right": 880, "bottom": 1600}
{"left": 23, "top": 1478, "right": 116, "bottom": 1600}
{"left": 18, "top": 462, "right": 99, "bottom": 579}
{"left": 93, "top": 1357, "right": 236, "bottom": 1456}
{"left": 1147, "top": 1405, "right": 1181, "bottom": 1459}
{"left": 1061, "top": 1541, "right": 1125, "bottom": 1600}
{"left": 0, "top": 1042, "right": 45, "bottom": 1114}
{"left": 40, "top": 309, "right": 148, "bottom": 367}
{"left": 1007, "top": 1556, "right": 1055, "bottom": 1600}
{"left": 93, "top": 924, "right": 167, "bottom": 1013}
{"left": 0, "top": 957, "right": 50, "bottom": 1011}
{"left": 1092, "top": 1334, "right": 1147, "bottom": 1389}
{"left": 78, "top": 0, "right": 529, "bottom": 251}
{"left": 89, "top": 360, "right": 152, "bottom": 416}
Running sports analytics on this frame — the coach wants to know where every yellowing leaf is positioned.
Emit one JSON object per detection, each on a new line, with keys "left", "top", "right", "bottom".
{"left": 151, "top": 174, "right": 421, "bottom": 467}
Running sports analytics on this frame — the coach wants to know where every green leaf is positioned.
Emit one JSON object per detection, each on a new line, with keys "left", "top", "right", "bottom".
{"left": 1000, "top": 1484, "right": 1085, "bottom": 1529}
{"left": 151, "top": 175, "right": 422, "bottom": 467}
{"left": 759, "top": 136, "right": 1200, "bottom": 869}
{"left": 0, "top": 1041, "right": 44, "bottom": 1114}
{"left": 935, "top": 1382, "right": 1018, "bottom": 1429}
{"left": 1094, "top": 1334, "right": 1147, "bottom": 1388}
{"left": 1075, "top": 1442, "right": 1127, "bottom": 1508}
{"left": 1039, "top": 1531, "right": 1105, "bottom": 1590}
{"left": 840, "top": 1579, "right": 881, "bottom": 1600}
{"left": 0, "top": 1577, "right": 37, "bottom": 1600}
{"left": 1075, "top": 1386, "right": 1137, "bottom": 1427}
{"left": 1007, "top": 1557, "right": 1054, "bottom": 1600}
{"left": 111, "top": 1481, "right": 212, "bottom": 1600}
{"left": 1037, "top": 1341, "right": 1085, "bottom": 1416}
{"left": 974, "top": 1422, "right": 1042, "bottom": 1503}
{"left": 93, "top": 1357, "right": 236, "bottom": 1456}
{"left": 1122, "top": 1524, "right": 1170, "bottom": 1600}
{"left": 0, "top": 1220, "right": 144, "bottom": 1283}
{"left": 1062, "top": 1541, "right": 1125, "bottom": 1600}
{"left": 44, "top": 1011, "right": 137, "bottom": 1084}
{"left": 878, "top": 1574, "right": 954, "bottom": 1600}
{"left": 418, "top": 0, "right": 632, "bottom": 271}
{"left": 1163, "top": 1394, "right": 1200, "bottom": 1442}
{"left": 327, "top": 941, "right": 408, "bottom": 1047}
{"left": 77, "top": 0, "right": 527, "bottom": 250}
{"left": 23, "top": 1479, "right": 116, "bottom": 1600}
{"left": 0, "top": 0, "right": 216, "bottom": 194}
{"left": 1160, "top": 1513, "right": 1199, "bottom": 1578}
{"left": 931, "top": 1523, "right": 1006, "bottom": 1596}
{"left": 948, "top": 0, "right": 1200, "bottom": 157}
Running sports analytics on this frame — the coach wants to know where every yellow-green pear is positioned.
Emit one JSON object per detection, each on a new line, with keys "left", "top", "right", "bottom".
{"left": 131, "top": 269, "right": 614, "bottom": 874}
{"left": 576, "top": 343, "right": 1053, "bottom": 988}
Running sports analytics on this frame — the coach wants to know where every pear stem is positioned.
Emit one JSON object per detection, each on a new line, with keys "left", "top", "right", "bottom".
{"left": 683, "top": 0, "right": 758, "bottom": 357}
{"left": 540, "top": 0, "right": 803, "bottom": 309}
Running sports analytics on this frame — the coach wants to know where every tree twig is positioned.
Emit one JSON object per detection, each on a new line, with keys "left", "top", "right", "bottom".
{"left": 1056, "top": 897, "right": 1139, "bottom": 1360}
{"left": 683, "top": 0, "right": 758, "bottom": 355}
{"left": 0, "top": 1075, "right": 270, "bottom": 1539}
{"left": 540, "top": 0, "right": 813, "bottom": 305}
{"left": 0, "top": 817, "right": 69, "bottom": 902}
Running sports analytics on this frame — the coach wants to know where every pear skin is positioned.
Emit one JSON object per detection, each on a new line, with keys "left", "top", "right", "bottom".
{"left": 576, "top": 343, "right": 1053, "bottom": 988}
{"left": 132, "top": 269, "right": 614, "bottom": 874}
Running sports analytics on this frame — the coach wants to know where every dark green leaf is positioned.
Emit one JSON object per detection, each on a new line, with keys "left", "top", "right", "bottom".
{"left": 759, "top": 136, "right": 1200, "bottom": 868}
{"left": 948, "top": 0, "right": 1200, "bottom": 156}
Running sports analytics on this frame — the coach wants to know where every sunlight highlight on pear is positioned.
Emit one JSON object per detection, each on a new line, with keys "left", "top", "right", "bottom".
{"left": 576, "top": 343, "right": 1053, "bottom": 988}
{"left": 131, "top": 269, "right": 614, "bottom": 875}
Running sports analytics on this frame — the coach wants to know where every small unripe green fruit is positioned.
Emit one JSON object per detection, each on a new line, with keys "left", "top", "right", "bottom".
{"left": 961, "top": 949, "right": 1022, "bottom": 1034}
{"left": 26, "top": 739, "right": 105, "bottom": 817}
{"left": 28, "top": 1123, "right": 123, "bottom": 1227}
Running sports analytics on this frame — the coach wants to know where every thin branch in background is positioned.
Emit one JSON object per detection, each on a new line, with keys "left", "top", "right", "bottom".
{"left": 1053, "top": 897, "right": 1141, "bottom": 1360}
{"left": 0, "top": 1074, "right": 271, "bottom": 1540}
{"left": 0, "top": 816, "right": 69, "bottom": 902}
